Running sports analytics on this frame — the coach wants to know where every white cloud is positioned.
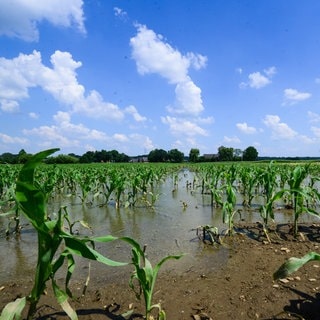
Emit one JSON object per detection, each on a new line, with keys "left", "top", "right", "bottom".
{"left": 248, "top": 72, "right": 270, "bottom": 89}
{"left": 161, "top": 116, "right": 208, "bottom": 136}
{"left": 0, "top": 50, "right": 125, "bottom": 120}
{"left": 130, "top": 24, "right": 206, "bottom": 116}
{"left": 311, "top": 126, "right": 320, "bottom": 138}
{"left": 21, "top": 110, "right": 155, "bottom": 154}
{"left": 283, "top": 88, "right": 311, "bottom": 105}
{"left": 128, "top": 133, "right": 155, "bottom": 153}
{"left": 29, "top": 112, "right": 39, "bottom": 119}
{"left": 125, "top": 105, "right": 147, "bottom": 122}
{"left": 263, "top": 115, "right": 297, "bottom": 139}
{"left": 196, "top": 116, "right": 215, "bottom": 124}
{"left": 308, "top": 111, "right": 320, "bottom": 123}
{"left": 0, "top": 0, "right": 85, "bottom": 42}
{"left": 130, "top": 24, "right": 189, "bottom": 83}
{"left": 0, "top": 133, "right": 27, "bottom": 144}
{"left": 240, "top": 66, "right": 276, "bottom": 89}
{"left": 167, "top": 79, "right": 203, "bottom": 115}
{"left": 264, "top": 66, "right": 277, "bottom": 77}
{"left": 186, "top": 52, "right": 208, "bottom": 70}
{"left": 23, "top": 111, "right": 110, "bottom": 149}
{"left": 236, "top": 122, "right": 257, "bottom": 134}
{"left": 0, "top": 99, "right": 19, "bottom": 112}
{"left": 223, "top": 136, "right": 241, "bottom": 144}
{"left": 113, "top": 133, "right": 129, "bottom": 142}
{"left": 114, "top": 7, "right": 128, "bottom": 19}
{"left": 74, "top": 90, "right": 124, "bottom": 121}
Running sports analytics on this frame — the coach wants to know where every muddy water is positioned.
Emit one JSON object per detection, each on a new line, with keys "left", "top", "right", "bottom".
{"left": 0, "top": 168, "right": 317, "bottom": 286}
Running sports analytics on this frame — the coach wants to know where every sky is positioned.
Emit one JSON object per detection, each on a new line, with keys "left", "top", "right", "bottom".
{"left": 1, "top": 0, "right": 320, "bottom": 157}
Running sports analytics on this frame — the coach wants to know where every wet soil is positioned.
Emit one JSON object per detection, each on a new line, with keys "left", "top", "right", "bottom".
{"left": 1, "top": 223, "right": 320, "bottom": 320}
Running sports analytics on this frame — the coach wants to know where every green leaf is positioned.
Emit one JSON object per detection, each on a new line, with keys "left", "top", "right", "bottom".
{"left": 0, "top": 297, "right": 26, "bottom": 320}
{"left": 274, "top": 252, "right": 320, "bottom": 280}
{"left": 52, "top": 279, "right": 78, "bottom": 320}
{"left": 18, "top": 149, "right": 60, "bottom": 184}
{"left": 63, "top": 236, "right": 128, "bottom": 267}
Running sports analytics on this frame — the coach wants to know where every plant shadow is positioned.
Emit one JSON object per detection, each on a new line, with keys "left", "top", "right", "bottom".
{"left": 235, "top": 222, "right": 320, "bottom": 243}
{"left": 263, "top": 286, "right": 320, "bottom": 320}
{"left": 36, "top": 303, "right": 144, "bottom": 320}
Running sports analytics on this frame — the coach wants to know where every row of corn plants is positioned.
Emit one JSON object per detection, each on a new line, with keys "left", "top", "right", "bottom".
{"left": 189, "top": 161, "right": 320, "bottom": 239}
{"left": 1, "top": 159, "right": 320, "bottom": 240}
{"left": 0, "top": 150, "right": 183, "bottom": 320}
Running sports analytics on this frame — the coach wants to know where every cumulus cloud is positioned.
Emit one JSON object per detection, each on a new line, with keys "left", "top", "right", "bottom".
{"left": 0, "top": 100, "right": 19, "bottom": 112}
{"left": 283, "top": 88, "right": 311, "bottom": 105}
{"left": 236, "top": 122, "right": 257, "bottom": 134}
{"left": 223, "top": 136, "right": 241, "bottom": 144}
{"left": 130, "top": 24, "right": 207, "bottom": 116}
{"left": 263, "top": 115, "right": 297, "bottom": 139}
{"left": 167, "top": 80, "right": 203, "bottom": 115}
{"left": 0, "top": 132, "right": 27, "bottom": 144}
{"left": 22, "top": 110, "right": 155, "bottom": 154}
{"left": 161, "top": 116, "right": 208, "bottom": 136}
{"left": 0, "top": 50, "right": 125, "bottom": 121}
{"left": 113, "top": 133, "right": 129, "bottom": 142}
{"left": 0, "top": 0, "right": 85, "bottom": 42}
{"left": 125, "top": 105, "right": 147, "bottom": 122}
{"left": 24, "top": 111, "right": 109, "bottom": 149}
{"left": 240, "top": 66, "right": 276, "bottom": 89}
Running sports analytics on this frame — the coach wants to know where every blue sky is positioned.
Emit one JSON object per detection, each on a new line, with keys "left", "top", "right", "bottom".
{"left": 1, "top": 0, "right": 320, "bottom": 157}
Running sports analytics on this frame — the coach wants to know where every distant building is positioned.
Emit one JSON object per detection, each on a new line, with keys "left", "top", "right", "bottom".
{"left": 130, "top": 156, "right": 149, "bottom": 162}
{"left": 202, "top": 154, "right": 218, "bottom": 161}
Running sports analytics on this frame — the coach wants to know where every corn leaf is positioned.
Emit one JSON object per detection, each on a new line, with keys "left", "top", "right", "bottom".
{"left": 0, "top": 297, "right": 26, "bottom": 320}
{"left": 274, "top": 252, "right": 320, "bottom": 280}
{"left": 62, "top": 236, "right": 128, "bottom": 266}
{"left": 52, "top": 279, "right": 78, "bottom": 320}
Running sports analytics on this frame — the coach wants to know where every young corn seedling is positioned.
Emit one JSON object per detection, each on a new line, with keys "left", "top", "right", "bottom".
{"left": 257, "top": 161, "right": 281, "bottom": 242}
{"left": 129, "top": 244, "right": 184, "bottom": 320}
{"left": 285, "top": 164, "right": 320, "bottom": 237}
{"left": 0, "top": 149, "right": 134, "bottom": 320}
{"left": 222, "top": 183, "right": 240, "bottom": 236}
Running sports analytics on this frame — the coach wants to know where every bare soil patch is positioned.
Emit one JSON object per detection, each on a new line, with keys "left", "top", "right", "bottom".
{"left": 1, "top": 223, "right": 320, "bottom": 320}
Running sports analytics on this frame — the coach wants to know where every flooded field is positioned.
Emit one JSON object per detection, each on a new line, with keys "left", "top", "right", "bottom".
{"left": 1, "top": 166, "right": 318, "bottom": 288}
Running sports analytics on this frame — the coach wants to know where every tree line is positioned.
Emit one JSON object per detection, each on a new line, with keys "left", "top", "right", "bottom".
{"left": 0, "top": 146, "right": 259, "bottom": 164}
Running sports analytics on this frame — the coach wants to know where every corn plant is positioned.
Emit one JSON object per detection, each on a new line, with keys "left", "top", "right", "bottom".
{"left": 257, "top": 161, "right": 280, "bottom": 241}
{"left": 130, "top": 244, "right": 184, "bottom": 320}
{"left": 284, "top": 164, "right": 320, "bottom": 237}
{"left": 222, "top": 183, "right": 240, "bottom": 236}
{"left": 205, "top": 167, "right": 224, "bottom": 207}
{"left": 0, "top": 149, "right": 136, "bottom": 320}
{"left": 238, "top": 166, "right": 258, "bottom": 207}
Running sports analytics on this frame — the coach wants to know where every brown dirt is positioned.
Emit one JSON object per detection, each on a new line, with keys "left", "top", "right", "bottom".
{"left": 1, "top": 223, "right": 320, "bottom": 320}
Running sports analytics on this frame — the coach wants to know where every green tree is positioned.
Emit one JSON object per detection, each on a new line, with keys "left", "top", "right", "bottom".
{"left": 189, "top": 148, "right": 200, "bottom": 162}
{"left": 218, "top": 146, "right": 234, "bottom": 161}
{"left": 17, "top": 149, "right": 32, "bottom": 164}
{"left": 148, "top": 149, "right": 168, "bottom": 162}
{"left": 168, "top": 148, "right": 184, "bottom": 163}
{"left": 79, "top": 151, "right": 95, "bottom": 163}
{"left": 0, "top": 152, "right": 17, "bottom": 164}
{"left": 243, "top": 146, "right": 258, "bottom": 161}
